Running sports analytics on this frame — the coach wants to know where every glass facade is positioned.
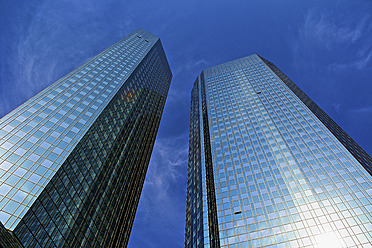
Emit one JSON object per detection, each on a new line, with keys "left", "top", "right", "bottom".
{"left": 0, "top": 28, "right": 172, "bottom": 247}
{"left": 0, "top": 221, "right": 22, "bottom": 248}
{"left": 185, "top": 54, "right": 372, "bottom": 248}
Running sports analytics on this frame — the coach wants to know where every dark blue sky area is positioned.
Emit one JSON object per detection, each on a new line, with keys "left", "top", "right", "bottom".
{"left": 1, "top": 1, "right": 372, "bottom": 247}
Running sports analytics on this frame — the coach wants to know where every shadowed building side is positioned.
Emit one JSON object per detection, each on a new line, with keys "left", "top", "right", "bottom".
{"left": 259, "top": 55, "right": 372, "bottom": 176}
{"left": 185, "top": 54, "right": 372, "bottom": 247}
{"left": 0, "top": 29, "right": 172, "bottom": 247}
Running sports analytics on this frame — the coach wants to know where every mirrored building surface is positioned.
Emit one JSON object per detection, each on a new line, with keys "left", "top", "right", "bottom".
{"left": 0, "top": 28, "right": 172, "bottom": 247}
{"left": 185, "top": 54, "right": 372, "bottom": 248}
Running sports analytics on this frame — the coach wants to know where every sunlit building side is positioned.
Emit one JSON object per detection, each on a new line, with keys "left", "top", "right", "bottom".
{"left": 185, "top": 54, "right": 372, "bottom": 248}
{"left": 0, "top": 28, "right": 172, "bottom": 247}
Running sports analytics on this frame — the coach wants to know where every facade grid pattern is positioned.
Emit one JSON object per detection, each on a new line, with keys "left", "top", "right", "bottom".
{"left": 185, "top": 81, "right": 205, "bottom": 248}
{"left": 185, "top": 54, "right": 372, "bottom": 248}
{"left": 0, "top": 28, "right": 172, "bottom": 247}
{"left": 259, "top": 56, "right": 372, "bottom": 176}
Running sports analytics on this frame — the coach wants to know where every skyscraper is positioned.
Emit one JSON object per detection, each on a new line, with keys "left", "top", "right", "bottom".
{"left": 185, "top": 54, "right": 372, "bottom": 248}
{"left": 0, "top": 28, "right": 172, "bottom": 247}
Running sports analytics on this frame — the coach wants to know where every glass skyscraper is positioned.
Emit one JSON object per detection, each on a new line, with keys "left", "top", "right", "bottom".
{"left": 0, "top": 28, "right": 172, "bottom": 247}
{"left": 185, "top": 54, "right": 372, "bottom": 248}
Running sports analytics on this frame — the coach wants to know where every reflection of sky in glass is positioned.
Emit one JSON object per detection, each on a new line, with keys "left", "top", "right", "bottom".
{"left": 192, "top": 54, "right": 372, "bottom": 247}
{"left": 0, "top": 29, "right": 157, "bottom": 230}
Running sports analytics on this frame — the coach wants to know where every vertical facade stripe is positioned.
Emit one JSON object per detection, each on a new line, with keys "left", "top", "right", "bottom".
{"left": 200, "top": 72, "right": 221, "bottom": 248}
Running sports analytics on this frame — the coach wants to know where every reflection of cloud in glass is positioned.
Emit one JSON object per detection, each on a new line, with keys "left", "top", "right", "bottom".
{"left": 121, "top": 89, "right": 136, "bottom": 102}
{"left": 315, "top": 232, "right": 344, "bottom": 248}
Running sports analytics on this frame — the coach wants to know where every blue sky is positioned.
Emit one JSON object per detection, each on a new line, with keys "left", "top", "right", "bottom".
{"left": 1, "top": 1, "right": 372, "bottom": 247}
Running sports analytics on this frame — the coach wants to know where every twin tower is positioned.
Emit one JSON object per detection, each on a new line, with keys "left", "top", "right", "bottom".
{"left": 1, "top": 29, "right": 372, "bottom": 247}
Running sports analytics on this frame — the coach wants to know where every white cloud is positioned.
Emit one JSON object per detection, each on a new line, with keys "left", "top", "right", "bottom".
{"left": 351, "top": 105, "right": 372, "bottom": 114}
{"left": 146, "top": 134, "right": 188, "bottom": 200}
{"left": 332, "top": 103, "right": 341, "bottom": 114}
{"left": 293, "top": 8, "right": 372, "bottom": 70}
{"left": 174, "top": 58, "right": 209, "bottom": 77}
{"left": 301, "top": 11, "right": 366, "bottom": 47}
{"left": 135, "top": 132, "right": 188, "bottom": 223}
{"left": 329, "top": 49, "right": 372, "bottom": 70}
{"left": 0, "top": 0, "right": 137, "bottom": 117}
